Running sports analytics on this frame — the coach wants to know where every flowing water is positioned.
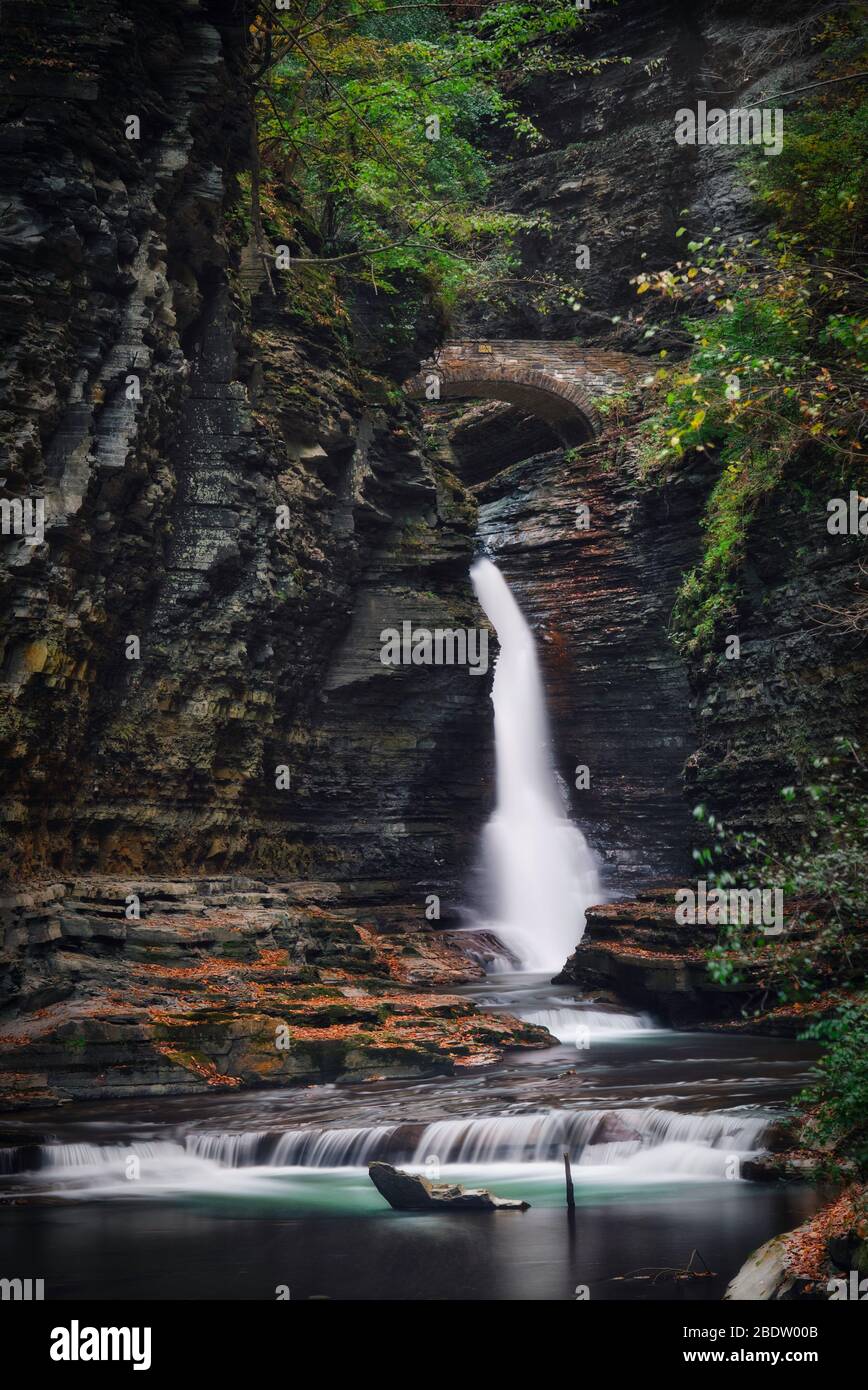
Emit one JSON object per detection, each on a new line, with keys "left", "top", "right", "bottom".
{"left": 0, "top": 976, "right": 821, "bottom": 1300}
{"left": 0, "top": 566, "right": 822, "bottom": 1298}
{"left": 470, "top": 558, "right": 599, "bottom": 971}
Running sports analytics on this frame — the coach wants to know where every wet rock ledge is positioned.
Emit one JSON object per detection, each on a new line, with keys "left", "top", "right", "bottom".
{"left": 554, "top": 887, "right": 840, "bottom": 1032}
{"left": 0, "top": 878, "right": 552, "bottom": 1110}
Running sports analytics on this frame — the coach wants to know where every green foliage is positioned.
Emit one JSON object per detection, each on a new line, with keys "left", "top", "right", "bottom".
{"left": 636, "top": 243, "right": 865, "bottom": 653}
{"left": 756, "top": 98, "right": 867, "bottom": 255}
{"left": 693, "top": 738, "right": 868, "bottom": 1004}
{"left": 751, "top": 9, "right": 868, "bottom": 257}
{"left": 673, "top": 447, "right": 787, "bottom": 654}
{"left": 249, "top": 2, "right": 627, "bottom": 327}
{"left": 637, "top": 265, "right": 863, "bottom": 654}
{"left": 632, "top": 11, "right": 866, "bottom": 657}
{"left": 593, "top": 384, "right": 636, "bottom": 424}
{"left": 455, "top": 0, "right": 624, "bottom": 79}
{"left": 798, "top": 998, "right": 868, "bottom": 1179}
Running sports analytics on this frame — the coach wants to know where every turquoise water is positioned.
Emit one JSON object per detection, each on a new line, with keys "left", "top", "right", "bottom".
{"left": 0, "top": 975, "right": 824, "bottom": 1299}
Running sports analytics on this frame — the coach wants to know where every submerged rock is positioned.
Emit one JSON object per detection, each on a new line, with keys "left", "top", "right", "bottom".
{"left": 368, "top": 1161, "right": 529, "bottom": 1212}
{"left": 740, "top": 1154, "right": 824, "bottom": 1183}
{"left": 588, "top": 1112, "right": 643, "bottom": 1146}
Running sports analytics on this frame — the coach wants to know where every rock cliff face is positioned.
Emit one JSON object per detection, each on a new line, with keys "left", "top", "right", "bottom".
{"left": 472, "top": 431, "right": 703, "bottom": 891}
{"left": 681, "top": 488, "right": 867, "bottom": 847}
{"left": 1, "top": 0, "right": 247, "bottom": 875}
{"left": 459, "top": 0, "right": 820, "bottom": 349}
{"left": 4, "top": 0, "right": 857, "bottom": 902}
{"left": 0, "top": 0, "right": 489, "bottom": 901}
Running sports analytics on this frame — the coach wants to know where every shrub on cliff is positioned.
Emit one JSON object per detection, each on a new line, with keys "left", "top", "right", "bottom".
{"left": 631, "top": 7, "right": 866, "bottom": 658}
{"left": 798, "top": 999, "right": 868, "bottom": 1179}
{"left": 693, "top": 736, "right": 868, "bottom": 1172}
{"left": 695, "top": 737, "right": 868, "bottom": 1004}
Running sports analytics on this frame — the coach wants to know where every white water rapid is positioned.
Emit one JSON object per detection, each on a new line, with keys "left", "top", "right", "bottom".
{"left": 470, "top": 557, "right": 600, "bottom": 971}
{"left": 1, "top": 1107, "right": 772, "bottom": 1196}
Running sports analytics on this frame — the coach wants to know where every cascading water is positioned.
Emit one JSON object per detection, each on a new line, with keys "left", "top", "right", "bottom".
{"left": 3, "top": 1107, "right": 772, "bottom": 1188}
{"left": 470, "top": 557, "right": 600, "bottom": 971}
{"left": 517, "top": 1006, "right": 657, "bottom": 1043}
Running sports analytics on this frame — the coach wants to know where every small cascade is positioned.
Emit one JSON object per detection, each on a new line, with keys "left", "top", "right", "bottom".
{"left": 1, "top": 1108, "right": 772, "bottom": 1189}
{"left": 406, "top": 1108, "right": 769, "bottom": 1167}
{"left": 37, "top": 1140, "right": 182, "bottom": 1170}
{"left": 517, "top": 1006, "right": 656, "bottom": 1043}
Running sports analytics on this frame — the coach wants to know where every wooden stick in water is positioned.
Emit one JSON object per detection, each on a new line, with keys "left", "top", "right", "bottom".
{"left": 563, "top": 1150, "right": 575, "bottom": 1210}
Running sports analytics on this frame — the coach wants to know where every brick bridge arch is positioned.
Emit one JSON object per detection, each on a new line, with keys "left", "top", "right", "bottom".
{"left": 405, "top": 341, "right": 640, "bottom": 441}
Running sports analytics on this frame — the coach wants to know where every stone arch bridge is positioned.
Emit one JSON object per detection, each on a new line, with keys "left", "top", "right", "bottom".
{"left": 405, "top": 340, "right": 640, "bottom": 441}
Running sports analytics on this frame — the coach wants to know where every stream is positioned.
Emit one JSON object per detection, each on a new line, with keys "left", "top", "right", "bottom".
{"left": 0, "top": 975, "right": 822, "bottom": 1301}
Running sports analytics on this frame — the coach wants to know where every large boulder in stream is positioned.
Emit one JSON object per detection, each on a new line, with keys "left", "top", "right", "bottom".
{"left": 368, "top": 1161, "right": 530, "bottom": 1212}
{"left": 725, "top": 1232, "right": 796, "bottom": 1301}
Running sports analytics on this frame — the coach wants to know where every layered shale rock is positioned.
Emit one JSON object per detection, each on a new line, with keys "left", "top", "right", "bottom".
{"left": 426, "top": 0, "right": 865, "bottom": 894}
{"left": 460, "top": 416, "right": 867, "bottom": 895}
{"left": 555, "top": 886, "right": 866, "bottom": 1030}
{"left": 0, "top": 877, "right": 552, "bottom": 1108}
{"left": 459, "top": 0, "right": 821, "bottom": 348}
{"left": 555, "top": 888, "right": 760, "bottom": 1027}
{"left": 1, "top": 0, "right": 245, "bottom": 868}
{"left": 1, "top": 0, "right": 863, "bottom": 1076}
{"left": 0, "top": 0, "right": 491, "bottom": 899}
{"left": 681, "top": 487, "right": 868, "bottom": 848}
{"left": 0, "top": 0, "right": 516, "bottom": 1099}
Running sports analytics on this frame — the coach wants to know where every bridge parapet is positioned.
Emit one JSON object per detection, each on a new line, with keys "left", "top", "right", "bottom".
{"left": 405, "top": 340, "right": 639, "bottom": 439}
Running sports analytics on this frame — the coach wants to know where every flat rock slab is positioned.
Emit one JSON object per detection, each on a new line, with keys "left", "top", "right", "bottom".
{"left": 725, "top": 1232, "right": 793, "bottom": 1301}
{"left": 368, "top": 1161, "right": 529, "bottom": 1211}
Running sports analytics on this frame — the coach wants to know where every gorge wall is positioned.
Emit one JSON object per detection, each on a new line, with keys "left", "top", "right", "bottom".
{"left": 1, "top": 0, "right": 864, "bottom": 1063}
{"left": 0, "top": 0, "right": 489, "bottom": 917}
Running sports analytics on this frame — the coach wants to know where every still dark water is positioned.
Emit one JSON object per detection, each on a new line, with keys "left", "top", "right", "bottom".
{"left": 0, "top": 976, "right": 823, "bottom": 1300}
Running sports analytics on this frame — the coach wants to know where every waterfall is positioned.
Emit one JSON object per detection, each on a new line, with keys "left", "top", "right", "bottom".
{"left": 516, "top": 1006, "right": 656, "bottom": 1043}
{"left": 5, "top": 1108, "right": 772, "bottom": 1188}
{"left": 470, "top": 557, "right": 600, "bottom": 971}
